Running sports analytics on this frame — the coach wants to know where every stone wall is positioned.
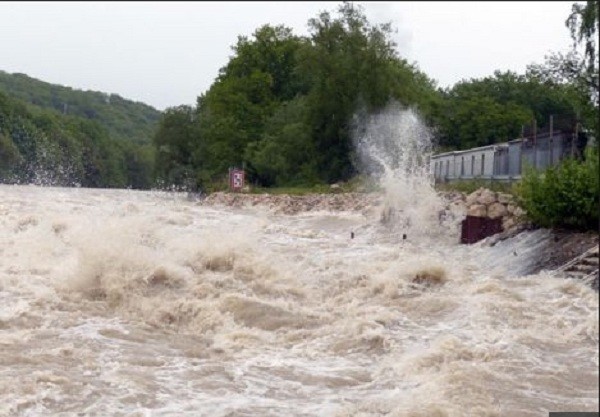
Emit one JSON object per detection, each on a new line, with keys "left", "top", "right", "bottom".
{"left": 441, "top": 188, "right": 527, "bottom": 237}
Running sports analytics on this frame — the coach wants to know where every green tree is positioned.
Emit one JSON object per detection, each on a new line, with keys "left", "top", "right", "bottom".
{"left": 0, "top": 70, "right": 161, "bottom": 145}
{"left": 433, "top": 71, "right": 585, "bottom": 150}
{"left": 152, "top": 3, "right": 440, "bottom": 189}
{"left": 567, "top": 1, "right": 598, "bottom": 79}
{"left": 526, "top": 1, "right": 598, "bottom": 138}
{"left": 195, "top": 24, "right": 309, "bottom": 188}
{"left": 153, "top": 105, "right": 197, "bottom": 187}
{"left": 245, "top": 96, "right": 318, "bottom": 186}
{"left": 0, "top": 132, "right": 21, "bottom": 179}
{"left": 0, "top": 90, "right": 148, "bottom": 188}
{"left": 298, "top": 2, "right": 438, "bottom": 182}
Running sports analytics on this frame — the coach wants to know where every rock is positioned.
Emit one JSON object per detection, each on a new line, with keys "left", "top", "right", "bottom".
{"left": 465, "top": 191, "right": 480, "bottom": 206}
{"left": 467, "top": 204, "right": 487, "bottom": 217}
{"left": 513, "top": 207, "right": 526, "bottom": 218}
{"left": 506, "top": 204, "right": 516, "bottom": 214}
{"left": 502, "top": 217, "right": 516, "bottom": 230}
{"left": 476, "top": 189, "right": 496, "bottom": 206}
{"left": 449, "top": 200, "right": 466, "bottom": 214}
{"left": 497, "top": 193, "right": 513, "bottom": 204}
{"left": 487, "top": 202, "right": 508, "bottom": 219}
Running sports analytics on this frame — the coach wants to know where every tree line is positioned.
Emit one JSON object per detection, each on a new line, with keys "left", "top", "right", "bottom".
{"left": 0, "top": 71, "right": 159, "bottom": 187}
{"left": 0, "top": 70, "right": 161, "bottom": 145}
{"left": 0, "top": 91, "right": 155, "bottom": 188}
{"left": 154, "top": 2, "right": 598, "bottom": 191}
{"left": 1, "top": 2, "right": 596, "bottom": 192}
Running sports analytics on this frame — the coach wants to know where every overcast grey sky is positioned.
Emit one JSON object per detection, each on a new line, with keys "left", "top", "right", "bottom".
{"left": 0, "top": 1, "right": 576, "bottom": 110}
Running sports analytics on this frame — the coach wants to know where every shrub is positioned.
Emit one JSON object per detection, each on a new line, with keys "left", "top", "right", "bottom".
{"left": 515, "top": 146, "right": 599, "bottom": 230}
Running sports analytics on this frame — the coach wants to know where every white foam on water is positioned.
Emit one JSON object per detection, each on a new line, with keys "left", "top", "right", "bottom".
{"left": 0, "top": 120, "right": 597, "bottom": 417}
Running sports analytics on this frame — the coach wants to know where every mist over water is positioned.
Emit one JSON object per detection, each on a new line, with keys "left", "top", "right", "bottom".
{"left": 0, "top": 105, "right": 598, "bottom": 416}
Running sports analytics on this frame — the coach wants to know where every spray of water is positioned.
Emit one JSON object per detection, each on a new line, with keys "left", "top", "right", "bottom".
{"left": 352, "top": 102, "right": 449, "bottom": 239}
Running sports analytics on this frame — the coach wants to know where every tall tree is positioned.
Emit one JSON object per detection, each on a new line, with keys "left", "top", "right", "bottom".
{"left": 195, "top": 24, "right": 308, "bottom": 187}
{"left": 153, "top": 3, "right": 440, "bottom": 189}
{"left": 526, "top": 1, "right": 598, "bottom": 138}
{"left": 433, "top": 70, "right": 587, "bottom": 150}
{"left": 153, "top": 105, "right": 197, "bottom": 187}
{"left": 566, "top": 0, "right": 599, "bottom": 79}
{"left": 299, "top": 2, "right": 438, "bottom": 182}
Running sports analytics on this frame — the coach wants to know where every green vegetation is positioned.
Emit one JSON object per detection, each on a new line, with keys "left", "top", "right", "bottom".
{"left": 0, "top": 71, "right": 160, "bottom": 188}
{"left": 248, "top": 176, "right": 376, "bottom": 195}
{"left": 435, "top": 179, "right": 517, "bottom": 196}
{"left": 155, "top": 2, "right": 597, "bottom": 194}
{"left": 154, "top": 4, "right": 440, "bottom": 190}
{"left": 0, "top": 91, "right": 155, "bottom": 188}
{"left": 1, "top": 0, "right": 597, "bottom": 223}
{"left": 516, "top": 147, "right": 598, "bottom": 230}
{"left": 430, "top": 70, "right": 586, "bottom": 151}
{"left": 0, "top": 70, "right": 161, "bottom": 145}
{"left": 513, "top": 0, "right": 599, "bottom": 231}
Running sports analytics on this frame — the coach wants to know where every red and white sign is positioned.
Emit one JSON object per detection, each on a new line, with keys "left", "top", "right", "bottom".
{"left": 229, "top": 169, "right": 245, "bottom": 192}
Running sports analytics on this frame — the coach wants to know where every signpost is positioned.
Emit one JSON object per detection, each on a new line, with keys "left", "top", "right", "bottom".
{"left": 229, "top": 168, "right": 245, "bottom": 192}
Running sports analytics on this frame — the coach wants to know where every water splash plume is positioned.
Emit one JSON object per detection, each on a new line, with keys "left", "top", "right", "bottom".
{"left": 352, "top": 102, "right": 448, "bottom": 239}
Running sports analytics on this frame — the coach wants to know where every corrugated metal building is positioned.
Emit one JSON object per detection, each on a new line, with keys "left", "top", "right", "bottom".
{"left": 431, "top": 129, "right": 583, "bottom": 182}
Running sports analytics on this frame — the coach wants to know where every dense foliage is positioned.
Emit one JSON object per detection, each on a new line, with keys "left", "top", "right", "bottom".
{"left": 515, "top": 0, "right": 599, "bottom": 231}
{"left": 516, "top": 147, "right": 599, "bottom": 230}
{"left": 0, "top": 70, "right": 161, "bottom": 145}
{"left": 430, "top": 70, "right": 586, "bottom": 151}
{"left": 154, "top": 2, "right": 595, "bottom": 191}
{"left": 0, "top": 70, "right": 161, "bottom": 188}
{"left": 1, "top": 1, "right": 596, "bottom": 203}
{"left": 0, "top": 91, "right": 154, "bottom": 188}
{"left": 154, "top": 3, "right": 440, "bottom": 189}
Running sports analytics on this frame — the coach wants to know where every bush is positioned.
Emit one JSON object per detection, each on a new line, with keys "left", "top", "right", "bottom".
{"left": 515, "top": 147, "right": 599, "bottom": 230}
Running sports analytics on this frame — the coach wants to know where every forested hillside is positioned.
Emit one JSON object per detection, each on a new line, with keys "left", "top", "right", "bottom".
{"left": 0, "top": 70, "right": 161, "bottom": 145}
{"left": 0, "top": 91, "right": 154, "bottom": 188}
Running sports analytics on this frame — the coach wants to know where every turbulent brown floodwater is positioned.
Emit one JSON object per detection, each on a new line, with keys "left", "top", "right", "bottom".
{"left": 2, "top": 104, "right": 598, "bottom": 416}
{"left": 0, "top": 184, "right": 598, "bottom": 417}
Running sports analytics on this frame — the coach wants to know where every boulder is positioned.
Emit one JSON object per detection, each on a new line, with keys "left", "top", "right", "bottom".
{"left": 465, "top": 190, "right": 480, "bottom": 206}
{"left": 487, "top": 202, "right": 508, "bottom": 219}
{"left": 497, "top": 193, "right": 513, "bottom": 204}
{"left": 513, "top": 207, "right": 526, "bottom": 218}
{"left": 467, "top": 204, "right": 487, "bottom": 217}
{"left": 476, "top": 189, "right": 497, "bottom": 205}
{"left": 503, "top": 217, "right": 516, "bottom": 231}
{"left": 449, "top": 200, "right": 466, "bottom": 214}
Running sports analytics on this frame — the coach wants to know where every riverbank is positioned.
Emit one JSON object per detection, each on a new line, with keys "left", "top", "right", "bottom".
{"left": 199, "top": 188, "right": 598, "bottom": 287}
{"left": 199, "top": 191, "right": 383, "bottom": 215}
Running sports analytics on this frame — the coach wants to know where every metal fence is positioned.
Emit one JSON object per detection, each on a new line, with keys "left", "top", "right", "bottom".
{"left": 431, "top": 116, "right": 588, "bottom": 183}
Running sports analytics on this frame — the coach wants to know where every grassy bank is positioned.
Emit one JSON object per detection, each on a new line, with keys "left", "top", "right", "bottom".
{"left": 434, "top": 179, "right": 518, "bottom": 195}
